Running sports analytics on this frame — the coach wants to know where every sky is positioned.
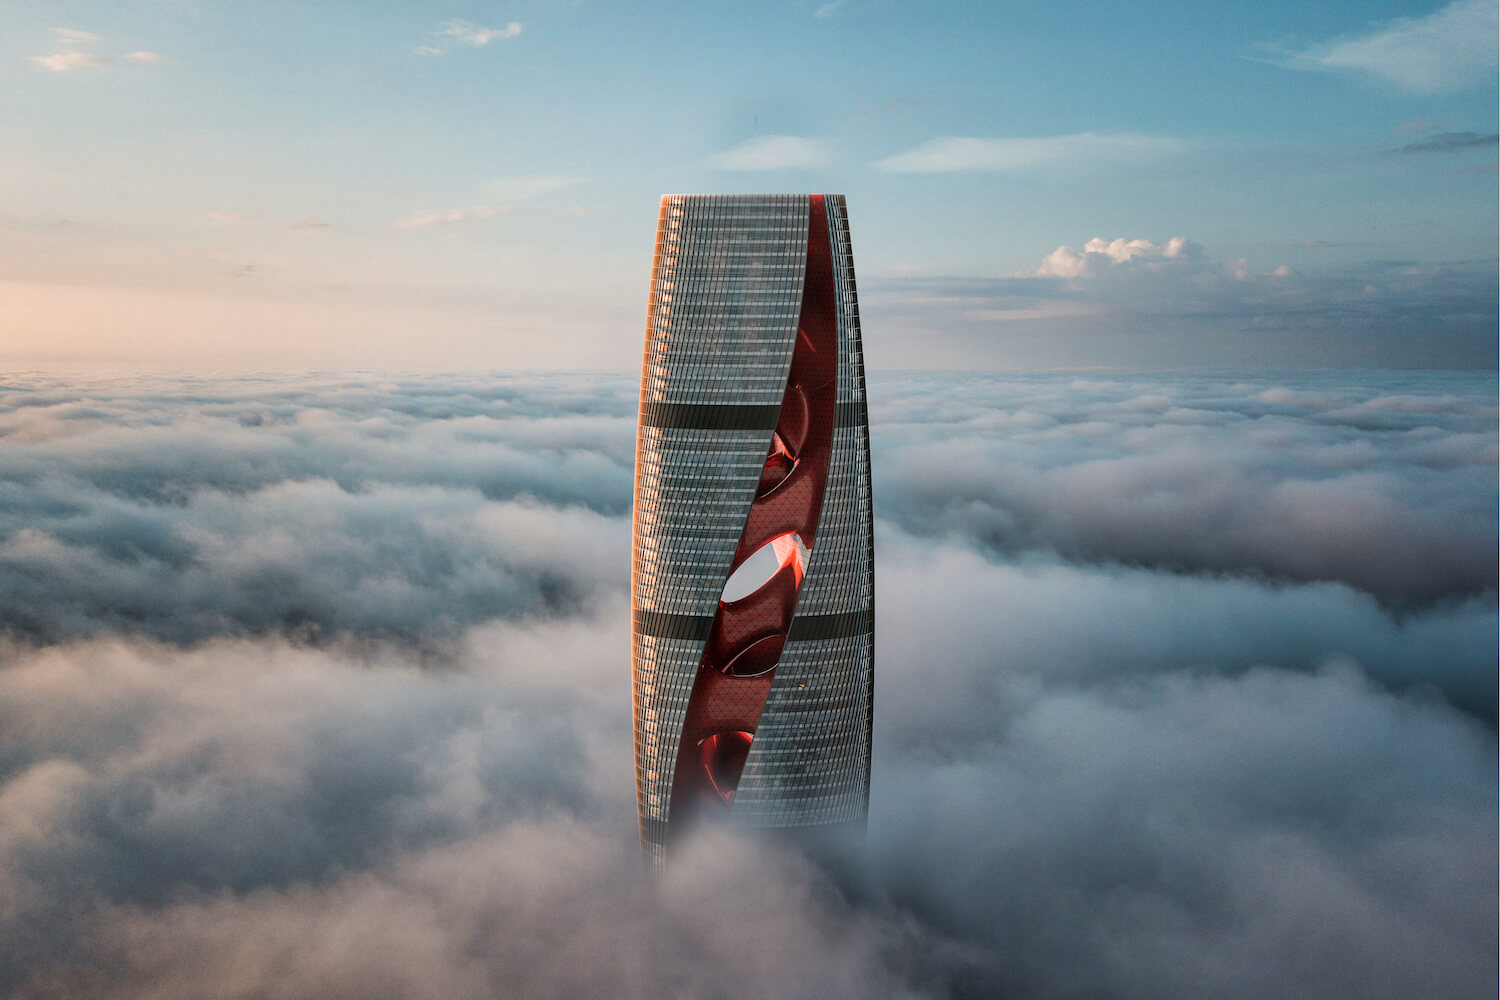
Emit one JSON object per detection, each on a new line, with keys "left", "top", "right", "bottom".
{"left": 0, "top": 368, "right": 1493, "bottom": 998}
{"left": 2, "top": 0, "right": 1497, "bottom": 370}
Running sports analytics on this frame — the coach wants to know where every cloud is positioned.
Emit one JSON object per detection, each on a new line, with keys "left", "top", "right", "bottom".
{"left": 865, "top": 237, "right": 1498, "bottom": 369}
{"left": 413, "top": 45, "right": 445, "bottom": 56}
{"left": 53, "top": 28, "right": 100, "bottom": 47}
{"left": 1397, "top": 131, "right": 1499, "bottom": 154}
{"left": 0, "top": 373, "right": 1492, "bottom": 998}
{"left": 1036, "top": 236, "right": 1206, "bottom": 278}
{"left": 870, "top": 370, "right": 1498, "bottom": 616}
{"left": 30, "top": 52, "right": 107, "bottom": 72}
{"left": 0, "top": 375, "right": 635, "bottom": 646}
{"left": 437, "top": 19, "right": 522, "bottom": 46}
{"left": 815, "top": 0, "right": 848, "bottom": 17}
{"left": 286, "top": 217, "right": 332, "bottom": 232}
{"left": 395, "top": 205, "right": 516, "bottom": 229}
{"left": 31, "top": 30, "right": 163, "bottom": 72}
{"left": 877, "top": 132, "right": 1184, "bottom": 172}
{"left": 708, "top": 135, "right": 832, "bottom": 171}
{"left": 480, "top": 175, "right": 585, "bottom": 202}
{"left": 1269, "top": 0, "right": 1499, "bottom": 92}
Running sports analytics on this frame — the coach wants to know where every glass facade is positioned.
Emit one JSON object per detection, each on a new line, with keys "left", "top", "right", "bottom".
{"left": 632, "top": 194, "right": 874, "bottom": 872}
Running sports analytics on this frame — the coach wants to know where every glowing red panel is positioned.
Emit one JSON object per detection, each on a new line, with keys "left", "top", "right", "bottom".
{"left": 667, "top": 195, "right": 838, "bottom": 837}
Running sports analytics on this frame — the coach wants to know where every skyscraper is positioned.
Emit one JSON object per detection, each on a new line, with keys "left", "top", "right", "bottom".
{"left": 632, "top": 194, "right": 874, "bottom": 871}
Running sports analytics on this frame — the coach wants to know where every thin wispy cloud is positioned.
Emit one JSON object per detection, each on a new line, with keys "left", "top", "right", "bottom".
{"left": 815, "top": 0, "right": 848, "bottom": 18}
{"left": 1266, "top": 0, "right": 1498, "bottom": 93}
{"left": 709, "top": 135, "right": 832, "bottom": 171}
{"left": 877, "top": 132, "right": 1184, "bottom": 172}
{"left": 414, "top": 19, "right": 522, "bottom": 56}
{"left": 286, "top": 217, "right": 332, "bottom": 232}
{"left": 30, "top": 28, "right": 163, "bottom": 72}
{"left": 30, "top": 51, "right": 106, "bottom": 71}
{"left": 53, "top": 28, "right": 100, "bottom": 46}
{"left": 481, "top": 175, "right": 585, "bottom": 201}
{"left": 1398, "top": 131, "right": 1499, "bottom": 154}
{"left": 440, "top": 19, "right": 523, "bottom": 45}
{"left": 396, "top": 205, "right": 516, "bottom": 229}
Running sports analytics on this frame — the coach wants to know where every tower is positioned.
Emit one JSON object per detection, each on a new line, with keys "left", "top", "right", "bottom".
{"left": 631, "top": 194, "right": 874, "bottom": 871}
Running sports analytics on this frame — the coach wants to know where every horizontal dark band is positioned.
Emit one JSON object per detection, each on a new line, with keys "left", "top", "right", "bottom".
{"left": 787, "top": 609, "right": 873, "bottom": 641}
{"left": 639, "top": 399, "right": 868, "bottom": 431}
{"left": 634, "top": 607, "right": 872, "bottom": 642}
{"left": 633, "top": 609, "right": 714, "bottom": 640}
{"left": 640, "top": 401, "right": 781, "bottom": 430}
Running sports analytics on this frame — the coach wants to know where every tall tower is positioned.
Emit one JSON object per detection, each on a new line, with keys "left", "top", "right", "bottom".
{"left": 631, "top": 194, "right": 874, "bottom": 871}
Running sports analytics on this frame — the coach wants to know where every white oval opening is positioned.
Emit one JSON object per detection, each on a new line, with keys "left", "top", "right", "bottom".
{"left": 719, "top": 532, "right": 809, "bottom": 604}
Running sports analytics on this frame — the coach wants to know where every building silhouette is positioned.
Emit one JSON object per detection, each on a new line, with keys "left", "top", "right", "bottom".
{"left": 631, "top": 194, "right": 874, "bottom": 870}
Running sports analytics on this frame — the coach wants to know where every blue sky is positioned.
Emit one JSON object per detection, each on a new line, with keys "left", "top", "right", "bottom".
{"left": 2, "top": 0, "right": 1496, "bottom": 368}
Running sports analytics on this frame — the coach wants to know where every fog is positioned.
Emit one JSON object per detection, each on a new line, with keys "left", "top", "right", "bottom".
{"left": 0, "top": 370, "right": 1492, "bottom": 998}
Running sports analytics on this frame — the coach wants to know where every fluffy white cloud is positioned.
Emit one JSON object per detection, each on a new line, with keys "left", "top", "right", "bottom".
{"left": 1037, "top": 236, "right": 1206, "bottom": 278}
{"left": 1273, "top": 0, "right": 1498, "bottom": 92}
{"left": 876, "top": 132, "right": 1184, "bottom": 172}
{"left": 708, "top": 135, "right": 832, "bottom": 171}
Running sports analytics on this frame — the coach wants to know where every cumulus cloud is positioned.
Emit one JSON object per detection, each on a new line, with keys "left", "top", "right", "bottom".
{"left": 1268, "top": 0, "right": 1499, "bottom": 92}
{"left": 708, "top": 135, "right": 832, "bottom": 171}
{"left": 876, "top": 132, "right": 1184, "bottom": 172}
{"left": 1036, "top": 236, "right": 1206, "bottom": 278}
{"left": 0, "top": 372, "right": 1492, "bottom": 998}
{"left": 396, "top": 205, "right": 516, "bottom": 229}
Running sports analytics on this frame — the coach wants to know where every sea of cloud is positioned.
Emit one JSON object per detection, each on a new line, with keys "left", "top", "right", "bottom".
{"left": 0, "top": 370, "right": 1493, "bottom": 998}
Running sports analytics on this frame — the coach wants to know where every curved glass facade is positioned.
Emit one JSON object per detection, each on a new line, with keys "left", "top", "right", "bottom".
{"left": 631, "top": 194, "right": 874, "bottom": 872}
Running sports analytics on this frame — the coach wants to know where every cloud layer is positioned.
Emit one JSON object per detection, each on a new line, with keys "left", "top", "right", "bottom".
{"left": 0, "top": 372, "right": 1493, "bottom": 998}
{"left": 867, "top": 239, "right": 1499, "bottom": 369}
